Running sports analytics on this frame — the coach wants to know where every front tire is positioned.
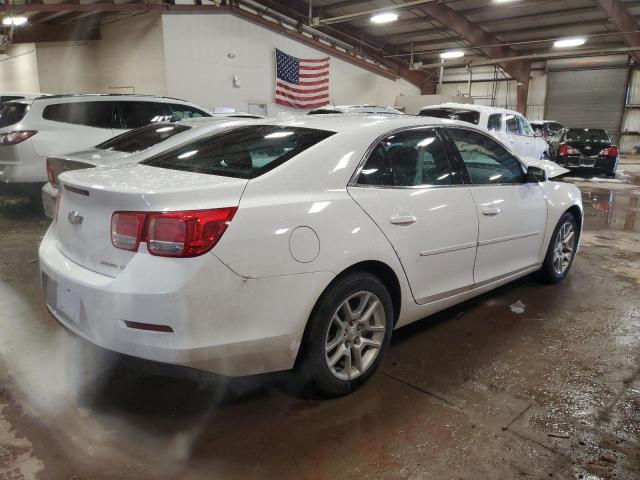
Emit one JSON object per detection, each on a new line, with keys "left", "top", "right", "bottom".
{"left": 294, "top": 271, "right": 393, "bottom": 398}
{"left": 540, "top": 213, "right": 578, "bottom": 284}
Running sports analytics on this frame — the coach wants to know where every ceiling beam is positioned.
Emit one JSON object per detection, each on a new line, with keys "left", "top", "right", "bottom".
{"left": 412, "top": 2, "right": 531, "bottom": 112}
{"left": 2, "top": 23, "right": 100, "bottom": 45}
{"left": 596, "top": 0, "right": 640, "bottom": 63}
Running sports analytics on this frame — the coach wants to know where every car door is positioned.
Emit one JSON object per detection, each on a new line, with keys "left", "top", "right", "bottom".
{"left": 348, "top": 127, "right": 479, "bottom": 304}
{"left": 444, "top": 127, "right": 548, "bottom": 285}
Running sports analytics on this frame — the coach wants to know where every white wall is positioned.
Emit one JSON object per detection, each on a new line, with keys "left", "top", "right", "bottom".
{"left": 161, "top": 13, "right": 419, "bottom": 115}
{"left": 0, "top": 43, "right": 40, "bottom": 92}
{"left": 36, "top": 42, "right": 99, "bottom": 94}
{"left": 35, "top": 13, "right": 165, "bottom": 96}
{"left": 95, "top": 14, "right": 166, "bottom": 96}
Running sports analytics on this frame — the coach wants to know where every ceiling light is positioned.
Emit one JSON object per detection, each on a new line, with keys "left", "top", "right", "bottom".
{"left": 370, "top": 13, "right": 398, "bottom": 24}
{"left": 440, "top": 50, "right": 465, "bottom": 59}
{"left": 554, "top": 37, "right": 586, "bottom": 48}
{"left": 2, "top": 16, "right": 28, "bottom": 26}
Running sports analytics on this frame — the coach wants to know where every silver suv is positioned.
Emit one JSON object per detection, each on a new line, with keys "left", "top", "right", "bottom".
{"left": 0, "top": 94, "right": 210, "bottom": 209}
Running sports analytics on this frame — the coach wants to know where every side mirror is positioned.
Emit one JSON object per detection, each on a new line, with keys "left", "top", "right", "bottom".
{"left": 526, "top": 165, "right": 547, "bottom": 183}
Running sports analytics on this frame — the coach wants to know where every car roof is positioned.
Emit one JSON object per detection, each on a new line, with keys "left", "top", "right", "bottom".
{"left": 420, "top": 102, "right": 521, "bottom": 116}
{"left": 31, "top": 93, "right": 194, "bottom": 104}
{"left": 256, "top": 113, "right": 468, "bottom": 134}
{"left": 309, "top": 105, "right": 403, "bottom": 114}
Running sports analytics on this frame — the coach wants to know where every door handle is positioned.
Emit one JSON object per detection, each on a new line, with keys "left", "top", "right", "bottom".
{"left": 481, "top": 207, "right": 501, "bottom": 216}
{"left": 390, "top": 215, "right": 417, "bottom": 225}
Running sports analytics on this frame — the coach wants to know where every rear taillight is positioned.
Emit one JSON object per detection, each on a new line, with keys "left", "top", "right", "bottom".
{"left": 0, "top": 130, "right": 37, "bottom": 146}
{"left": 111, "top": 212, "right": 146, "bottom": 252}
{"left": 599, "top": 146, "right": 619, "bottom": 157}
{"left": 111, "top": 208, "right": 237, "bottom": 257}
{"left": 46, "top": 158, "right": 58, "bottom": 187}
{"left": 559, "top": 145, "right": 578, "bottom": 156}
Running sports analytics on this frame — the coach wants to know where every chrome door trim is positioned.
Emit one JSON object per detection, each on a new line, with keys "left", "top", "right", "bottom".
{"left": 419, "top": 242, "right": 477, "bottom": 257}
{"left": 478, "top": 231, "right": 540, "bottom": 247}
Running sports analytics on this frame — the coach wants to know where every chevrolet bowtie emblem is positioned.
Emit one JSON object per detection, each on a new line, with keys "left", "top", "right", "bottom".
{"left": 67, "top": 210, "right": 84, "bottom": 225}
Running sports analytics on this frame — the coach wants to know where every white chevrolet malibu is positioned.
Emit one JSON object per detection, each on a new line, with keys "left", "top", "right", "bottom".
{"left": 39, "top": 114, "right": 583, "bottom": 397}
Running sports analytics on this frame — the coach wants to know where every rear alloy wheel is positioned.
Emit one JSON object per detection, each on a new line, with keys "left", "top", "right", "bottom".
{"left": 541, "top": 213, "right": 578, "bottom": 284}
{"left": 295, "top": 272, "right": 393, "bottom": 397}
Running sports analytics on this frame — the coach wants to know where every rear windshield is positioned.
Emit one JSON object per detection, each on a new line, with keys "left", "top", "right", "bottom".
{"left": 142, "top": 125, "right": 335, "bottom": 179}
{"left": 0, "top": 103, "right": 29, "bottom": 128}
{"left": 565, "top": 129, "right": 611, "bottom": 143}
{"left": 547, "top": 122, "right": 563, "bottom": 132}
{"left": 420, "top": 108, "right": 481, "bottom": 125}
{"left": 96, "top": 123, "right": 191, "bottom": 153}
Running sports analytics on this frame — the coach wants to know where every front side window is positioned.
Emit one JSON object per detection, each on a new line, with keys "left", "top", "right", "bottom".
{"left": 420, "top": 108, "right": 481, "bottom": 125}
{"left": 168, "top": 103, "right": 210, "bottom": 120}
{"left": 0, "top": 103, "right": 29, "bottom": 128}
{"left": 96, "top": 123, "right": 191, "bottom": 153}
{"left": 118, "top": 102, "right": 171, "bottom": 129}
{"left": 505, "top": 114, "right": 521, "bottom": 135}
{"left": 448, "top": 128, "right": 525, "bottom": 185}
{"left": 43, "top": 101, "right": 115, "bottom": 129}
{"left": 487, "top": 114, "right": 502, "bottom": 132}
{"left": 518, "top": 116, "right": 533, "bottom": 136}
{"left": 142, "top": 125, "right": 334, "bottom": 179}
{"left": 356, "top": 129, "right": 452, "bottom": 187}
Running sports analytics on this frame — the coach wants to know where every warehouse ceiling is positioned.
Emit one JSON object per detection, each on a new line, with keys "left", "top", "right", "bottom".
{"left": 2, "top": 0, "right": 640, "bottom": 92}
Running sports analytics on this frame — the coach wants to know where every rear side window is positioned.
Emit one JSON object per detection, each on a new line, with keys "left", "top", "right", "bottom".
{"left": 548, "top": 122, "right": 563, "bottom": 133}
{"left": 43, "top": 102, "right": 115, "bottom": 129}
{"left": 0, "top": 103, "right": 29, "bottom": 127}
{"left": 117, "top": 101, "right": 170, "bottom": 129}
{"left": 168, "top": 103, "right": 210, "bottom": 120}
{"left": 356, "top": 129, "right": 452, "bottom": 187}
{"left": 142, "top": 125, "right": 335, "bottom": 179}
{"left": 96, "top": 123, "right": 191, "bottom": 153}
{"left": 420, "top": 108, "right": 480, "bottom": 125}
{"left": 487, "top": 114, "right": 502, "bottom": 132}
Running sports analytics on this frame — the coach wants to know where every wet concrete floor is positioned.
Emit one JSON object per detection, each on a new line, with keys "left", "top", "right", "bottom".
{"left": 0, "top": 161, "right": 639, "bottom": 479}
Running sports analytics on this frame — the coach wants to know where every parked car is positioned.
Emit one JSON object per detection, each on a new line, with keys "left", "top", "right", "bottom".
{"left": 419, "top": 103, "right": 549, "bottom": 161}
{"left": 548, "top": 128, "right": 619, "bottom": 177}
{"left": 308, "top": 105, "right": 403, "bottom": 115}
{"left": 530, "top": 120, "right": 564, "bottom": 143}
{"left": 42, "top": 116, "right": 263, "bottom": 218}
{"left": 0, "top": 94, "right": 211, "bottom": 209}
{"left": 40, "top": 115, "right": 582, "bottom": 397}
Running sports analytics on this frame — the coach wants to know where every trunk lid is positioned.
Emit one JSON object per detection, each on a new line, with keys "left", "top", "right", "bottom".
{"left": 55, "top": 165, "right": 248, "bottom": 276}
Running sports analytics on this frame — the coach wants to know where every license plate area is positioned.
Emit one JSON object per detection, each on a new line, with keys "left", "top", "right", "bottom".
{"left": 57, "top": 285, "right": 81, "bottom": 324}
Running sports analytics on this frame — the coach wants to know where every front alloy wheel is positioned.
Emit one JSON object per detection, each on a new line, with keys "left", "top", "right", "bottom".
{"left": 541, "top": 212, "right": 578, "bottom": 283}
{"left": 294, "top": 272, "right": 393, "bottom": 397}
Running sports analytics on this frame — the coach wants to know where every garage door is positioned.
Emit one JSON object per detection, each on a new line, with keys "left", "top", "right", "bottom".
{"left": 546, "top": 68, "right": 628, "bottom": 143}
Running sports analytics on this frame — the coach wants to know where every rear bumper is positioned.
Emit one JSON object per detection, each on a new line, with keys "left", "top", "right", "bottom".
{"left": 556, "top": 156, "right": 618, "bottom": 172}
{"left": 39, "top": 226, "right": 334, "bottom": 376}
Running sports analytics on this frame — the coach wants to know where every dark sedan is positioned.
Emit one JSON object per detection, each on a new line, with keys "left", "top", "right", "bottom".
{"left": 549, "top": 128, "right": 619, "bottom": 177}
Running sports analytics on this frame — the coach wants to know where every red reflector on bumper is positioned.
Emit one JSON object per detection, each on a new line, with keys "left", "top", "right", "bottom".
{"left": 124, "top": 321, "right": 174, "bottom": 333}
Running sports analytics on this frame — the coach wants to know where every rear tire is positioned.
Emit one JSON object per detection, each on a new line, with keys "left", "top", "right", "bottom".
{"left": 540, "top": 213, "right": 578, "bottom": 284}
{"left": 293, "top": 271, "right": 393, "bottom": 398}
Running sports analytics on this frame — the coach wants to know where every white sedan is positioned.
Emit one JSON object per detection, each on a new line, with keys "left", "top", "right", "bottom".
{"left": 39, "top": 114, "right": 582, "bottom": 397}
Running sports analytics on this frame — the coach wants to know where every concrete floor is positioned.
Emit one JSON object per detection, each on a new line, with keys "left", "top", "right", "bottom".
{"left": 0, "top": 161, "right": 639, "bottom": 480}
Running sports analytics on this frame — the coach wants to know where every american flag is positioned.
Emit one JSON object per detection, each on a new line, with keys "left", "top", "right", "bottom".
{"left": 275, "top": 49, "right": 330, "bottom": 109}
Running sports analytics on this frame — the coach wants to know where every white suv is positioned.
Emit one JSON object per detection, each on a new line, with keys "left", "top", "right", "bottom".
{"left": 0, "top": 94, "right": 210, "bottom": 208}
{"left": 419, "top": 103, "right": 549, "bottom": 161}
